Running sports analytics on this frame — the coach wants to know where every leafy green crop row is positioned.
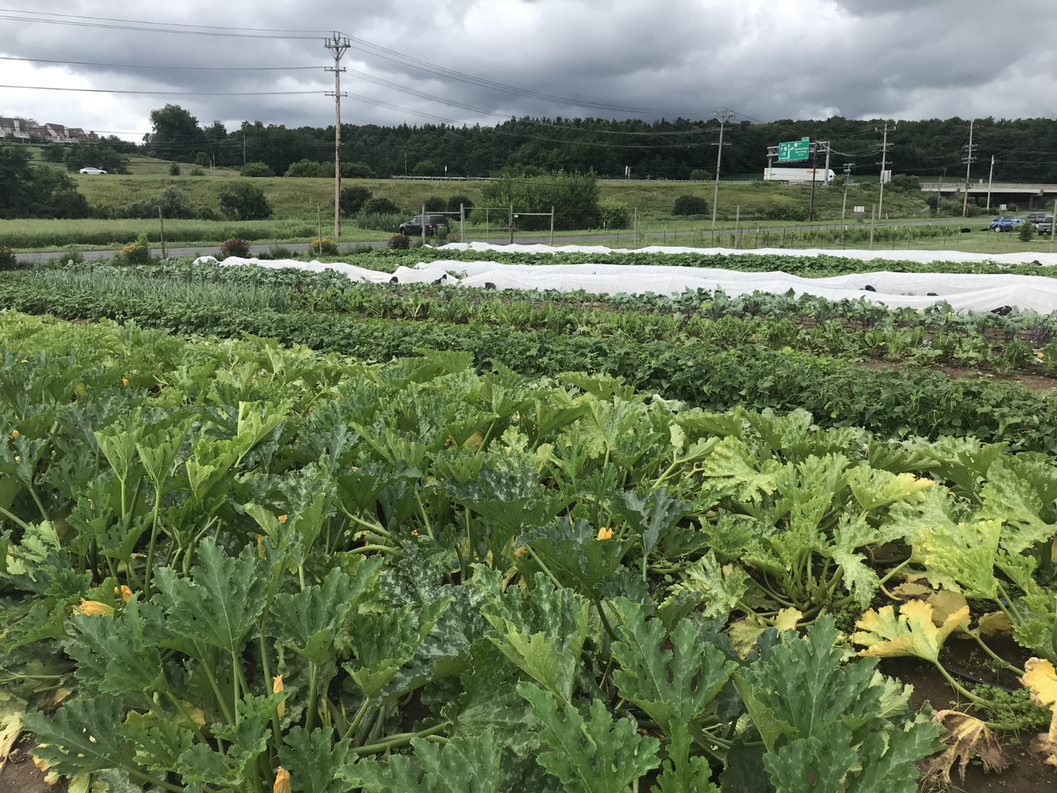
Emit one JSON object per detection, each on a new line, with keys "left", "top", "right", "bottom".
{"left": 2, "top": 276, "right": 1057, "bottom": 453}
{"left": 2, "top": 313, "right": 1055, "bottom": 790}
{"left": 19, "top": 263, "right": 1056, "bottom": 377}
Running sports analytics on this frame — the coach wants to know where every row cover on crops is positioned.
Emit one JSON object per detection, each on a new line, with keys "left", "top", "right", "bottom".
{"left": 1, "top": 313, "right": 1055, "bottom": 791}
{"left": 441, "top": 241, "right": 1057, "bottom": 268}
{"left": 201, "top": 255, "right": 1057, "bottom": 313}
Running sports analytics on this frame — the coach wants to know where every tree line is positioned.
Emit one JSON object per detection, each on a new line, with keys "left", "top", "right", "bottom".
{"left": 144, "top": 105, "right": 1057, "bottom": 182}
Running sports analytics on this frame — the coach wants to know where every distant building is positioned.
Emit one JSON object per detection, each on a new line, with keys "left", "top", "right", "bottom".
{"left": 1, "top": 117, "right": 96, "bottom": 143}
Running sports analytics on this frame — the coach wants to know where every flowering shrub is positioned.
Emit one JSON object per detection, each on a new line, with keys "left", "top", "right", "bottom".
{"left": 312, "top": 238, "right": 339, "bottom": 256}
{"left": 388, "top": 234, "right": 411, "bottom": 250}
{"left": 220, "top": 238, "right": 251, "bottom": 259}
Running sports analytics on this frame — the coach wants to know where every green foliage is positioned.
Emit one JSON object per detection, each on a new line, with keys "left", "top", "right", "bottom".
{"left": 218, "top": 181, "right": 272, "bottom": 220}
{"left": 889, "top": 175, "right": 921, "bottom": 192}
{"left": 354, "top": 731, "right": 502, "bottom": 793}
{"left": 63, "top": 144, "right": 129, "bottom": 174}
{"left": 519, "top": 683, "right": 661, "bottom": 793}
{"left": 361, "top": 196, "right": 402, "bottom": 216}
{"left": 1019, "top": 221, "right": 1035, "bottom": 242}
{"left": 597, "top": 198, "right": 631, "bottom": 228}
{"left": 148, "top": 104, "right": 206, "bottom": 161}
{"left": 340, "top": 186, "right": 372, "bottom": 215}
{"left": 0, "top": 245, "right": 16, "bottom": 270}
{"left": 447, "top": 194, "right": 473, "bottom": 218}
{"left": 286, "top": 159, "right": 330, "bottom": 178}
{"left": 169, "top": 162, "right": 181, "bottom": 176}
{"left": 341, "top": 161, "right": 374, "bottom": 178}
{"left": 0, "top": 288, "right": 1049, "bottom": 791}
{"left": 737, "top": 618, "right": 941, "bottom": 792}
{"left": 689, "top": 168, "right": 712, "bottom": 180}
{"left": 673, "top": 194, "right": 710, "bottom": 216}
{"left": 241, "top": 161, "right": 275, "bottom": 177}
{"left": 483, "top": 171, "right": 600, "bottom": 230}
{"left": 0, "top": 145, "right": 91, "bottom": 219}
{"left": 388, "top": 233, "right": 411, "bottom": 249}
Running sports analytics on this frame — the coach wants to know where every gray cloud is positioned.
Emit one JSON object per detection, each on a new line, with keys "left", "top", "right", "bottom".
{"left": 0, "top": 0, "right": 1054, "bottom": 139}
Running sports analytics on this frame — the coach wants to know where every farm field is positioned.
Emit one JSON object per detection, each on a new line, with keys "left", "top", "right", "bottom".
{"left": 2, "top": 247, "right": 1057, "bottom": 793}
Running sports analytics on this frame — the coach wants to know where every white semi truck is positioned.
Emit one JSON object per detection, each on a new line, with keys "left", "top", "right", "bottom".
{"left": 763, "top": 167, "right": 836, "bottom": 185}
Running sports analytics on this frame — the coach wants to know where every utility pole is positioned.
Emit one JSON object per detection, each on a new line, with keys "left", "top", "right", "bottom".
{"left": 710, "top": 108, "right": 735, "bottom": 233}
{"left": 986, "top": 154, "right": 995, "bottom": 210}
{"left": 325, "top": 32, "right": 350, "bottom": 238}
{"left": 936, "top": 168, "right": 946, "bottom": 217}
{"left": 962, "top": 119, "right": 976, "bottom": 218}
{"left": 242, "top": 134, "right": 246, "bottom": 167}
{"left": 841, "top": 162, "right": 853, "bottom": 222}
{"left": 877, "top": 122, "right": 891, "bottom": 221}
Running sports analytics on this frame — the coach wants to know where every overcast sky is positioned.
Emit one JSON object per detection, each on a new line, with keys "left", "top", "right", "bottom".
{"left": 1, "top": 1, "right": 1055, "bottom": 139}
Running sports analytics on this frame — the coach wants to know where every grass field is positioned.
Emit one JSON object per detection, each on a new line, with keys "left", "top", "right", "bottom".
{"left": 9, "top": 150, "right": 1043, "bottom": 253}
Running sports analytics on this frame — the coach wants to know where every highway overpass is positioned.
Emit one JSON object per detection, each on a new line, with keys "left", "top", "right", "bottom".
{"left": 922, "top": 181, "right": 1057, "bottom": 209}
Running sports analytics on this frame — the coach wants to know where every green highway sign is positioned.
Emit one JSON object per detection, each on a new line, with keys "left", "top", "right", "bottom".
{"left": 778, "top": 137, "right": 811, "bottom": 162}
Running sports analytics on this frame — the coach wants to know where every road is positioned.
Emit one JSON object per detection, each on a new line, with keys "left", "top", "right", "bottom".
{"left": 14, "top": 218, "right": 979, "bottom": 265}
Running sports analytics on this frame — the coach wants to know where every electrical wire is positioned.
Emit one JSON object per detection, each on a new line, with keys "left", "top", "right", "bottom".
{"left": 0, "top": 13, "right": 324, "bottom": 39}
{"left": 0, "top": 7, "right": 330, "bottom": 34}
{"left": 0, "top": 84, "right": 322, "bottom": 96}
{"left": 0, "top": 55, "right": 324, "bottom": 71}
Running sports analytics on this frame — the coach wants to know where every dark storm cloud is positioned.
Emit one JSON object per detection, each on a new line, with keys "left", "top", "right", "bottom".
{"left": 0, "top": 0, "right": 1054, "bottom": 138}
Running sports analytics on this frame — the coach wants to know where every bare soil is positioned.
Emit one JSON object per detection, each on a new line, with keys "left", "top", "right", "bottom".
{"left": 879, "top": 638, "right": 1054, "bottom": 793}
{"left": 0, "top": 740, "right": 61, "bottom": 793}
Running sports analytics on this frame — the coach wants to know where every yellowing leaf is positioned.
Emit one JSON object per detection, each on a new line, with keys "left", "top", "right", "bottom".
{"left": 729, "top": 618, "right": 765, "bottom": 659}
{"left": 851, "top": 600, "right": 970, "bottom": 664}
{"left": 1021, "top": 657, "right": 1057, "bottom": 767}
{"left": 923, "top": 710, "right": 1008, "bottom": 783}
{"left": 927, "top": 590, "right": 969, "bottom": 629}
{"left": 890, "top": 581, "right": 933, "bottom": 599}
{"left": 976, "top": 611, "right": 1013, "bottom": 636}
{"left": 774, "top": 608, "right": 803, "bottom": 632}
{"left": 0, "top": 694, "right": 25, "bottom": 771}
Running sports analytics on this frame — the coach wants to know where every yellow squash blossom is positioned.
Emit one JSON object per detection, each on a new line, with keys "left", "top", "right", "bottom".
{"left": 121, "top": 378, "right": 129, "bottom": 387}
{"left": 75, "top": 599, "right": 114, "bottom": 617}
{"left": 273, "top": 675, "right": 286, "bottom": 719}
{"left": 597, "top": 527, "right": 615, "bottom": 541}
{"left": 278, "top": 514, "right": 288, "bottom": 524}
{"left": 10, "top": 430, "right": 19, "bottom": 440}
{"left": 113, "top": 586, "right": 133, "bottom": 603}
{"left": 274, "top": 767, "right": 291, "bottom": 793}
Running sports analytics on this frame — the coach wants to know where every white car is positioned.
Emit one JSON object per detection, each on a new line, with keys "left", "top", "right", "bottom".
{"left": 78, "top": 167, "right": 107, "bottom": 175}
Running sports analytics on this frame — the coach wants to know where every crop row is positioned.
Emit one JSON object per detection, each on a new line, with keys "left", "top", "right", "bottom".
{"left": 2, "top": 275, "right": 1057, "bottom": 453}
{"left": 22, "top": 262, "right": 1057, "bottom": 376}
{"left": 1, "top": 313, "right": 1055, "bottom": 791}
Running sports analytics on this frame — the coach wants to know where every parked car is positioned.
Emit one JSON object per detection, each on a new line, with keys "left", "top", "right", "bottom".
{"left": 78, "top": 167, "right": 107, "bottom": 175}
{"left": 1027, "top": 212, "right": 1049, "bottom": 224}
{"left": 399, "top": 214, "right": 450, "bottom": 237}
{"left": 991, "top": 216, "right": 1026, "bottom": 232}
{"left": 1037, "top": 215, "right": 1054, "bottom": 236}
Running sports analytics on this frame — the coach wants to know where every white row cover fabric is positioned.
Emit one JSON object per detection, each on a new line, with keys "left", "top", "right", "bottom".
{"left": 440, "top": 241, "right": 1057, "bottom": 267}
{"left": 194, "top": 255, "right": 1057, "bottom": 313}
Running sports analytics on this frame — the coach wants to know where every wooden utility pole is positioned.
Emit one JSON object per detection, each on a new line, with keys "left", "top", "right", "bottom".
{"left": 158, "top": 206, "right": 166, "bottom": 259}
{"left": 986, "top": 154, "right": 995, "bottom": 210}
{"left": 710, "top": 109, "right": 735, "bottom": 233}
{"left": 325, "top": 33, "right": 350, "bottom": 238}
{"left": 962, "top": 119, "right": 976, "bottom": 218}
{"left": 877, "top": 122, "right": 891, "bottom": 220}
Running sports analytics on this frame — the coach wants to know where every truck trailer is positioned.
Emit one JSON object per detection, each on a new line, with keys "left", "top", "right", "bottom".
{"left": 763, "top": 167, "right": 836, "bottom": 185}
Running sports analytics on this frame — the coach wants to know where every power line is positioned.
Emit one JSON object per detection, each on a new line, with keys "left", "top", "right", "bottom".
{"left": 0, "top": 12, "right": 323, "bottom": 39}
{"left": 337, "top": 31, "right": 699, "bottom": 116}
{"left": 0, "top": 7, "right": 329, "bottom": 34}
{"left": 0, "top": 84, "right": 322, "bottom": 96}
{"left": 0, "top": 55, "right": 324, "bottom": 71}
